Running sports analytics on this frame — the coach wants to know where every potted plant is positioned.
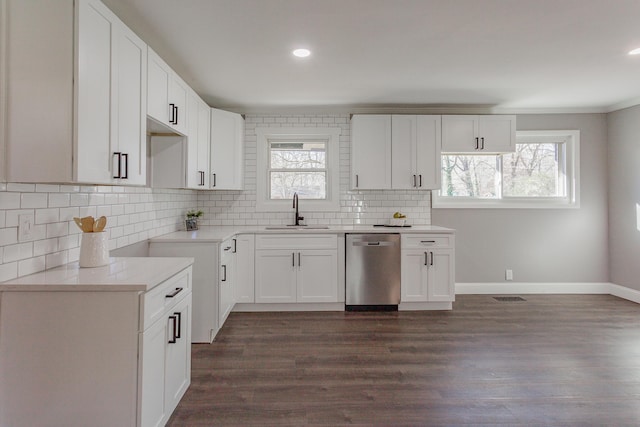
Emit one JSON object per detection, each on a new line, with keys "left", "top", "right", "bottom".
{"left": 185, "top": 209, "right": 203, "bottom": 231}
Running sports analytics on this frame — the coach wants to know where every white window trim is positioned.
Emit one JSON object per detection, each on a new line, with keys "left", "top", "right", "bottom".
{"left": 256, "top": 127, "right": 341, "bottom": 212}
{"left": 432, "top": 130, "right": 580, "bottom": 209}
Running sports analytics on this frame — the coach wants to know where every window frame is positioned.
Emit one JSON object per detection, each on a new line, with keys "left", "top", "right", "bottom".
{"left": 256, "top": 127, "right": 341, "bottom": 212}
{"left": 432, "top": 130, "right": 580, "bottom": 209}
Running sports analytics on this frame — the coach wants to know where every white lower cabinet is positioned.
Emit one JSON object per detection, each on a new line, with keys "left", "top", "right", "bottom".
{"left": 140, "top": 293, "right": 191, "bottom": 427}
{"left": 0, "top": 262, "right": 192, "bottom": 427}
{"left": 219, "top": 238, "right": 236, "bottom": 326}
{"left": 235, "top": 235, "right": 255, "bottom": 303}
{"left": 401, "top": 234, "right": 455, "bottom": 304}
{"left": 255, "top": 235, "right": 339, "bottom": 304}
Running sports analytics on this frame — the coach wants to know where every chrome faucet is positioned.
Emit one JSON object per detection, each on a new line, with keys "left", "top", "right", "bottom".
{"left": 292, "top": 192, "right": 304, "bottom": 226}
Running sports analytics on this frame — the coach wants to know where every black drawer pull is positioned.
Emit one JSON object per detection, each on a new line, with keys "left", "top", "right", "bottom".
{"left": 165, "top": 287, "right": 183, "bottom": 298}
{"left": 168, "top": 315, "right": 177, "bottom": 344}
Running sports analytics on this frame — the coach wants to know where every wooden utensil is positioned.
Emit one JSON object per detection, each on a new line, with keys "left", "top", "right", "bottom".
{"left": 73, "top": 217, "right": 84, "bottom": 231}
{"left": 81, "top": 216, "right": 95, "bottom": 233}
{"left": 93, "top": 216, "right": 107, "bottom": 232}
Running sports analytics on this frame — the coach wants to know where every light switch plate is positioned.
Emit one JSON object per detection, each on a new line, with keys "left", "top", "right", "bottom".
{"left": 18, "top": 214, "right": 35, "bottom": 241}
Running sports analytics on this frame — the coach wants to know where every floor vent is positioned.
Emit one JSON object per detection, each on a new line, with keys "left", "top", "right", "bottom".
{"left": 493, "top": 296, "right": 526, "bottom": 302}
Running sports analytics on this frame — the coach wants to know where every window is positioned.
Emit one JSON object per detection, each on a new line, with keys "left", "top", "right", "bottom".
{"left": 256, "top": 127, "right": 341, "bottom": 212}
{"left": 433, "top": 130, "right": 580, "bottom": 208}
{"left": 269, "top": 140, "right": 327, "bottom": 200}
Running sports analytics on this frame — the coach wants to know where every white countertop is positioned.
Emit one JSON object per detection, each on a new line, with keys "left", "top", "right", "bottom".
{"left": 0, "top": 257, "right": 194, "bottom": 292}
{"left": 150, "top": 225, "right": 455, "bottom": 244}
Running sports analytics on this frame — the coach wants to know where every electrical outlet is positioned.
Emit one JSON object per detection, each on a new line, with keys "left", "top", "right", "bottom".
{"left": 505, "top": 269, "right": 513, "bottom": 281}
{"left": 18, "top": 214, "right": 35, "bottom": 241}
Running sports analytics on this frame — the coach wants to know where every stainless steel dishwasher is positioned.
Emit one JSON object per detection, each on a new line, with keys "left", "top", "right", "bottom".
{"left": 345, "top": 233, "right": 400, "bottom": 311}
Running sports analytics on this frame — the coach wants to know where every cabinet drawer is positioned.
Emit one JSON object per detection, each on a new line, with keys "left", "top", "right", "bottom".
{"left": 140, "top": 266, "right": 192, "bottom": 331}
{"left": 256, "top": 234, "right": 337, "bottom": 250}
{"left": 402, "top": 234, "right": 453, "bottom": 249}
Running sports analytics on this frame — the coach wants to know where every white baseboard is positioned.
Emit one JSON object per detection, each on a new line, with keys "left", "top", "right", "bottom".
{"left": 234, "top": 302, "right": 344, "bottom": 312}
{"left": 456, "top": 282, "right": 640, "bottom": 305}
{"left": 609, "top": 284, "right": 640, "bottom": 304}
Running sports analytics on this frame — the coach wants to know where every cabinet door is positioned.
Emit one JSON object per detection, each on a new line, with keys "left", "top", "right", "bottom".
{"left": 219, "top": 244, "right": 235, "bottom": 326}
{"left": 169, "top": 76, "right": 189, "bottom": 135}
{"left": 197, "top": 99, "right": 211, "bottom": 187}
{"left": 75, "top": 0, "right": 115, "bottom": 184}
{"left": 297, "top": 250, "right": 338, "bottom": 303}
{"left": 351, "top": 115, "right": 392, "bottom": 189}
{"left": 113, "top": 21, "right": 147, "bottom": 185}
{"left": 235, "top": 235, "right": 255, "bottom": 303}
{"left": 401, "top": 250, "right": 429, "bottom": 302}
{"left": 147, "top": 49, "right": 170, "bottom": 127}
{"left": 186, "top": 92, "right": 203, "bottom": 189}
{"left": 441, "top": 115, "right": 478, "bottom": 153}
{"left": 140, "top": 313, "right": 168, "bottom": 427}
{"left": 477, "top": 115, "right": 516, "bottom": 153}
{"left": 164, "top": 295, "right": 192, "bottom": 419}
{"left": 255, "top": 250, "right": 297, "bottom": 303}
{"left": 391, "top": 115, "right": 417, "bottom": 190}
{"left": 415, "top": 115, "right": 441, "bottom": 189}
{"left": 210, "top": 108, "right": 244, "bottom": 190}
{"left": 428, "top": 249, "right": 455, "bottom": 302}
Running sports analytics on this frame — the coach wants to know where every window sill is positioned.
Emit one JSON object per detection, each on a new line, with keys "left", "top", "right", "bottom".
{"left": 432, "top": 198, "right": 579, "bottom": 209}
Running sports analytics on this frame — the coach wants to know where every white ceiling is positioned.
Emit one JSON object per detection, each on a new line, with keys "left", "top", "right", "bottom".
{"left": 103, "top": 0, "right": 640, "bottom": 113}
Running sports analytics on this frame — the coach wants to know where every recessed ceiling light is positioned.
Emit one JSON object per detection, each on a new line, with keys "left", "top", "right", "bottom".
{"left": 292, "top": 48, "right": 311, "bottom": 58}
{"left": 629, "top": 47, "right": 640, "bottom": 55}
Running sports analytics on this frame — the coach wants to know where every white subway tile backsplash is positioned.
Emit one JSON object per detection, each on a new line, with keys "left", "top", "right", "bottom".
{"left": 8, "top": 183, "right": 35, "bottom": 192}
{"left": 0, "top": 228, "right": 18, "bottom": 246}
{"left": 1, "top": 186, "right": 198, "bottom": 279}
{"left": 0, "top": 192, "right": 21, "bottom": 209}
{"left": 18, "top": 256, "right": 45, "bottom": 277}
{"left": 20, "top": 193, "right": 48, "bottom": 208}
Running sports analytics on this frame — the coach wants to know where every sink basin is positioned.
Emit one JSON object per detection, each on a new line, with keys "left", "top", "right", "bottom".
{"left": 264, "top": 226, "right": 330, "bottom": 230}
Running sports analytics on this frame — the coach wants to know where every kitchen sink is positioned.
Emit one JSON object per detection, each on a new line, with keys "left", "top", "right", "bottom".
{"left": 264, "top": 226, "right": 330, "bottom": 230}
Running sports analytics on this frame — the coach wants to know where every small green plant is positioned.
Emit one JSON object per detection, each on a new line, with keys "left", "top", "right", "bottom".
{"left": 186, "top": 209, "right": 204, "bottom": 219}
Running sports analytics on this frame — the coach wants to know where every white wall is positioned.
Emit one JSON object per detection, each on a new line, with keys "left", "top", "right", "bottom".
{"left": 0, "top": 184, "right": 197, "bottom": 281}
{"left": 432, "top": 114, "right": 609, "bottom": 283}
{"left": 607, "top": 105, "right": 640, "bottom": 291}
{"left": 198, "top": 114, "right": 433, "bottom": 226}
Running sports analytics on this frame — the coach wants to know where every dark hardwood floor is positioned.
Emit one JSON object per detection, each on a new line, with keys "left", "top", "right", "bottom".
{"left": 168, "top": 295, "right": 640, "bottom": 426}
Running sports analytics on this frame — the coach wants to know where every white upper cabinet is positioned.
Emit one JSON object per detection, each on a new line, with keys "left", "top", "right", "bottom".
{"left": 391, "top": 115, "right": 441, "bottom": 190}
{"left": 4, "top": 0, "right": 147, "bottom": 184}
{"left": 441, "top": 115, "right": 516, "bottom": 153}
{"left": 352, "top": 115, "right": 440, "bottom": 190}
{"left": 186, "top": 91, "right": 210, "bottom": 189}
{"left": 351, "top": 115, "right": 392, "bottom": 190}
{"left": 147, "top": 48, "right": 188, "bottom": 135}
{"left": 210, "top": 108, "right": 244, "bottom": 190}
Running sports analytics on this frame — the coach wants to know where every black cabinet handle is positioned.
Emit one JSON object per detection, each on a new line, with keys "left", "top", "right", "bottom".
{"left": 475, "top": 137, "right": 479, "bottom": 150}
{"left": 168, "top": 315, "right": 177, "bottom": 344}
{"left": 481, "top": 137, "right": 485, "bottom": 150}
{"left": 419, "top": 174, "right": 422, "bottom": 187}
{"left": 232, "top": 238, "right": 237, "bottom": 253}
{"left": 169, "top": 103, "right": 175, "bottom": 124}
{"left": 212, "top": 173, "right": 216, "bottom": 187}
{"left": 292, "top": 252, "right": 295, "bottom": 267}
{"left": 355, "top": 174, "right": 359, "bottom": 188}
{"left": 174, "top": 311, "right": 182, "bottom": 339}
{"left": 121, "top": 153, "right": 128, "bottom": 179}
{"left": 198, "top": 171, "right": 205, "bottom": 186}
{"left": 165, "top": 287, "right": 183, "bottom": 298}
{"left": 430, "top": 251, "right": 434, "bottom": 266}
{"left": 221, "top": 265, "right": 227, "bottom": 282}
{"left": 421, "top": 240, "right": 436, "bottom": 244}
{"left": 174, "top": 105, "right": 179, "bottom": 125}
{"left": 113, "top": 152, "right": 122, "bottom": 178}
{"left": 424, "top": 251, "right": 428, "bottom": 266}
{"left": 413, "top": 174, "right": 416, "bottom": 187}
{"left": 298, "top": 252, "right": 301, "bottom": 267}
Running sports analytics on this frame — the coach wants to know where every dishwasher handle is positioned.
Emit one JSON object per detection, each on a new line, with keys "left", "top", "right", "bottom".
{"left": 352, "top": 241, "right": 397, "bottom": 247}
